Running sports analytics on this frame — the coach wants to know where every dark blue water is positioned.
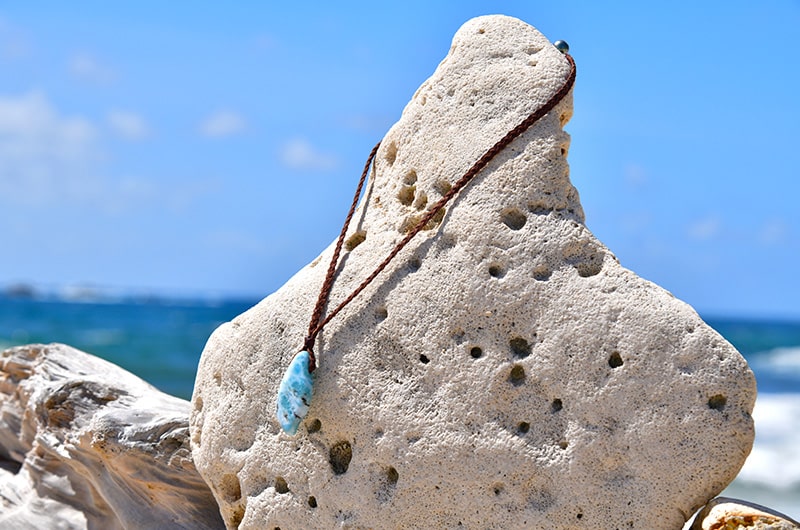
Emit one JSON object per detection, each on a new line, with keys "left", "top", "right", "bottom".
{"left": 705, "top": 317, "right": 800, "bottom": 394}
{"left": 3, "top": 295, "right": 797, "bottom": 517}
{"left": 1, "top": 296, "right": 799, "bottom": 400}
{"left": 0, "top": 295, "right": 255, "bottom": 399}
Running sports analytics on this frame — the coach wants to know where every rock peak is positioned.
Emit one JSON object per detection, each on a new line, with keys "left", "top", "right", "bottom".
{"left": 190, "top": 15, "right": 755, "bottom": 529}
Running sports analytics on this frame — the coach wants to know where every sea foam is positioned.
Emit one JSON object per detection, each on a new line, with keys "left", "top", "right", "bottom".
{"left": 736, "top": 392, "right": 800, "bottom": 489}
{"left": 721, "top": 392, "right": 800, "bottom": 520}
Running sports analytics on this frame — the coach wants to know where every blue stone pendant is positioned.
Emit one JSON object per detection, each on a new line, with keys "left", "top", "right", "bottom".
{"left": 276, "top": 350, "right": 314, "bottom": 435}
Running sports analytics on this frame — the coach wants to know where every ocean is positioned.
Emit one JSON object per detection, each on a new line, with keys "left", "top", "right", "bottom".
{"left": 0, "top": 295, "right": 798, "bottom": 520}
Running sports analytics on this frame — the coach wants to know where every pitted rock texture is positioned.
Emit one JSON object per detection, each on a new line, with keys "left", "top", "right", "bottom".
{"left": 190, "top": 15, "right": 756, "bottom": 529}
{"left": 690, "top": 497, "right": 800, "bottom": 529}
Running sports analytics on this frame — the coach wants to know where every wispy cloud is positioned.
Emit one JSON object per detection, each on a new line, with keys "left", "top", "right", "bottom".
{"left": 342, "top": 113, "right": 394, "bottom": 134}
{"left": 0, "top": 91, "right": 208, "bottom": 214}
{"left": 199, "top": 110, "right": 246, "bottom": 138}
{"left": 759, "top": 218, "right": 790, "bottom": 246}
{"left": 687, "top": 215, "right": 721, "bottom": 241}
{"left": 107, "top": 110, "right": 149, "bottom": 140}
{"left": 0, "top": 90, "right": 98, "bottom": 205}
{"left": 623, "top": 163, "right": 648, "bottom": 188}
{"left": 68, "top": 52, "right": 115, "bottom": 84}
{"left": 280, "top": 138, "right": 338, "bottom": 171}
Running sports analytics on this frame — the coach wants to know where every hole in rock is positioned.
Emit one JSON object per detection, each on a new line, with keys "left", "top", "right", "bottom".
{"left": 708, "top": 394, "right": 727, "bottom": 411}
{"left": 510, "top": 337, "right": 532, "bottom": 359}
{"left": 375, "top": 306, "right": 388, "bottom": 322}
{"left": 564, "top": 240, "right": 605, "bottom": 278}
{"left": 470, "top": 346, "right": 483, "bottom": 359}
{"left": 344, "top": 230, "right": 366, "bottom": 251}
{"left": 329, "top": 440, "right": 353, "bottom": 475}
{"left": 488, "top": 264, "right": 505, "bottom": 278}
{"left": 533, "top": 265, "right": 552, "bottom": 282}
{"left": 576, "top": 259, "right": 603, "bottom": 278}
{"left": 493, "top": 483, "right": 504, "bottom": 495}
{"left": 433, "top": 179, "right": 452, "bottom": 195}
{"left": 500, "top": 207, "right": 527, "bottom": 230}
{"left": 419, "top": 354, "right": 430, "bottom": 364}
{"left": 375, "top": 464, "right": 400, "bottom": 503}
{"left": 528, "top": 201, "right": 552, "bottom": 216}
{"left": 577, "top": 513, "right": 584, "bottom": 520}
{"left": 231, "top": 506, "right": 245, "bottom": 529}
{"left": 517, "top": 422, "right": 530, "bottom": 434}
{"left": 608, "top": 351, "right": 624, "bottom": 368}
{"left": 386, "top": 466, "right": 399, "bottom": 485}
{"left": 414, "top": 192, "right": 428, "bottom": 210}
{"left": 384, "top": 142, "right": 397, "bottom": 166}
{"left": 308, "top": 496, "right": 317, "bottom": 508}
{"left": 430, "top": 208, "right": 446, "bottom": 229}
{"left": 559, "top": 440, "right": 569, "bottom": 450}
{"left": 220, "top": 473, "right": 242, "bottom": 502}
{"left": 401, "top": 208, "right": 446, "bottom": 233}
{"left": 398, "top": 185, "right": 415, "bottom": 206}
{"left": 274, "top": 476, "right": 289, "bottom": 494}
{"left": 477, "top": 28, "right": 485, "bottom": 34}
{"left": 551, "top": 399, "right": 563, "bottom": 413}
{"left": 306, "top": 418, "right": 322, "bottom": 434}
{"left": 508, "top": 364, "right": 526, "bottom": 386}
{"left": 408, "top": 257, "right": 421, "bottom": 272}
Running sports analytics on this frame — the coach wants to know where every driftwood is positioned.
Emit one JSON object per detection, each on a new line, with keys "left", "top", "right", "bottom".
{"left": 0, "top": 343, "right": 223, "bottom": 529}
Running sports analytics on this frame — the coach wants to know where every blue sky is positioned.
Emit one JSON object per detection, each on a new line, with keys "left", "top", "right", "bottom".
{"left": 1, "top": 2, "right": 798, "bottom": 318}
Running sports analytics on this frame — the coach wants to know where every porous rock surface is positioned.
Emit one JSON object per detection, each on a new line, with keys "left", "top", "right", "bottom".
{"left": 689, "top": 497, "right": 800, "bottom": 529}
{"left": 190, "top": 15, "right": 756, "bottom": 529}
{"left": 0, "top": 343, "right": 224, "bottom": 529}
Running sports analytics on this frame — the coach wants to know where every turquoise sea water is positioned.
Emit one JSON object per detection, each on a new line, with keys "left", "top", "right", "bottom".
{"left": 1, "top": 294, "right": 798, "bottom": 519}
{"left": 0, "top": 294, "right": 254, "bottom": 400}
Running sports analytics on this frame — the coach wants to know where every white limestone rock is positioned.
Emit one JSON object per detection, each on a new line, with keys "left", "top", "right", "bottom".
{"left": 689, "top": 497, "right": 800, "bottom": 529}
{"left": 0, "top": 343, "right": 224, "bottom": 529}
{"left": 190, "top": 15, "right": 756, "bottom": 529}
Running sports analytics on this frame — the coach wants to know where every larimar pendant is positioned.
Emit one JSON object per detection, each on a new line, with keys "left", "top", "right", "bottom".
{"left": 276, "top": 351, "right": 314, "bottom": 435}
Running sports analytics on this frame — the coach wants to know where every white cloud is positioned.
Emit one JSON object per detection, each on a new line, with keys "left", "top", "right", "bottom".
{"left": 0, "top": 91, "right": 98, "bottom": 205}
{"left": 342, "top": 113, "right": 394, "bottom": 134}
{"left": 687, "top": 215, "right": 721, "bottom": 241}
{"left": 0, "top": 91, "right": 198, "bottom": 214}
{"left": 68, "top": 52, "right": 115, "bottom": 84}
{"left": 280, "top": 138, "right": 338, "bottom": 171}
{"left": 199, "top": 110, "right": 246, "bottom": 138}
{"left": 107, "top": 110, "right": 149, "bottom": 140}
